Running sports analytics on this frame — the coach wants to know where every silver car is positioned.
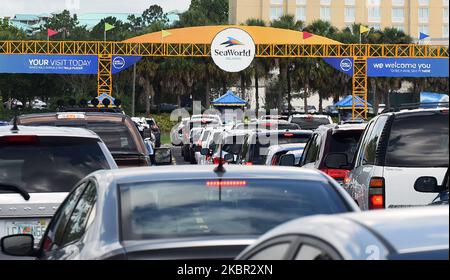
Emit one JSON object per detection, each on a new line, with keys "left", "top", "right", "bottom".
{"left": 237, "top": 206, "right": 449, "bottom": 260}
{"left": 0, "top": 165, "right": 358, "bottom": 260}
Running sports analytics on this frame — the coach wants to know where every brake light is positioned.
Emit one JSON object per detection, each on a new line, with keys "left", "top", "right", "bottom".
{"left": 213, "top": 157, "right": 225, "bottom": 165}
{"left": 206, "top": 180, "right": 246, "bottom": 187}
{"left": 321, "top": 168, "right": 350, "bottom": 181}
{"left": 369, "top": 177, "right": 385, "bottom": 210}
{"left": 284, "top": 133, "right": 294, "bottom": 137}
{"left": 245, "top": 162, "right": 253, "bottom": 166}
{"left": 1, "top": 135, "right": 39, "bottom": 144}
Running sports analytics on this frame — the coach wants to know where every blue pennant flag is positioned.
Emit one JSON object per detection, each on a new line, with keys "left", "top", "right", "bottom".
{"left": 419, "top": 32, "right": 430, "bottom": 40}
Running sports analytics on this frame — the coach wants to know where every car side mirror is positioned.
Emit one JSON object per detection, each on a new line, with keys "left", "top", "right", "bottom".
{"left": 324, "top": 153, "right": 350, "bottom": 169}
{"left": 1, "top": 234, "right": 35, "bottom": 257}
{"left": 200, "top": 148, "right": 211, "bottom": 156}
{"left": 279, "top": 154, "right": 295, "bottom": 166}
{"left": 224, "top": 153, "right": 234, "bottom": 163}
{"left": 154, "top": 148, "right": 172, "bottom": 165}
{"left": 414, "top": 177, "right": 443, "bottom": 193}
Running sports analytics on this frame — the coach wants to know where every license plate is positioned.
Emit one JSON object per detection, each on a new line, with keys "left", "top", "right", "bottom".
{"left": 2, "top": 219, "right": 50, "bottom": 244}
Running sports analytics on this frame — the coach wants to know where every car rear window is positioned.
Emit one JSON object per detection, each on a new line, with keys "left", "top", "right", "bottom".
{"left": 119, "top": 179, "right": 349, "bottom": 240}
{"left": 0, "top": 137, "right": 110, "bottom": 193}
{"left": 291, "top": 117, "right": 331, "bottom": 130}
{"left": 328, "top": 130, "right": 363, "bottom": 164}
{"left": 251, "top": 133, "right": 312, "bottom": 164}
{"left": 24, "top": 121, "right": 138, "bottom": 153}
{"left": 385, "top": 112, "right": 449, "bottom": 167}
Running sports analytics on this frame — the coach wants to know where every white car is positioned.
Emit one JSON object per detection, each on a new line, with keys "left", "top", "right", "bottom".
{"left": 0, "top": 125, "right": 117, "bottom": 245}
{"left": 27, "top": 99, "right": 47, "bottom": 110}
{"left": 265, "top": 143, "right": 307, "bottom": 166}
{"left": 196, "top": 127, "right": 224, "bottom": 165}
{"left": 346, "top": 107, "right": 449, "bottom": 210}
{"left": 237, "top": 206, "right": 449, "bottom": 260}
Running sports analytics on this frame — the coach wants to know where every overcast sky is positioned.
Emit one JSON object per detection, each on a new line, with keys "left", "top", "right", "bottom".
{"left": 0, "top": 0, "right": 191, "bottom": 17}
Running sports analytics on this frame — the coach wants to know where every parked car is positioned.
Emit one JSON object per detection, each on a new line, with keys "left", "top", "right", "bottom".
{"left": 0, "top": 125, "right": 117, "bottom": 245}
{"left": 0, "top": 121, "right": 8, "bottom": 126}
{"left": 16, "top": 112, "right": 151, "bottom": 168}
{"left": 237, "top": 130, "right": 312, "bottom": 165}
{"left": 3, "top": 99, "right": 23, "bottom": 110}
{"left": 297, "top": 123, "right": 366, "bottom": 185}
{"left": 0, "top": 165, "right": 358, "bottom": 260}
{"left": 346, "top": 108, "right": 449, "bottom": 210}
{"left": 26, "top": 99, "right": 47, "bottom": 110}
{"left": 265, "top": 143, "right": 308, "bottom": 166}
{"left": 236, "top": 206, "right": 449, "bottom": 260}
{"left": 288, "top": 114, "right": 334, "bottom": 130}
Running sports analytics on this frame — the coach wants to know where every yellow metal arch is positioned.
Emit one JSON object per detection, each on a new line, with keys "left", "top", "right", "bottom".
{"left": 0, "top": 40, "right": 448, "bottom": 119}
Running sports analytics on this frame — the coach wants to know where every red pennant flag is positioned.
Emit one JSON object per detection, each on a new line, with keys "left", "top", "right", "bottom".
{"left": 302, "top": 31, "right": 313, "bottom": 40}
{"left": 47, "top": 28, "right": 58, "bottom": 38}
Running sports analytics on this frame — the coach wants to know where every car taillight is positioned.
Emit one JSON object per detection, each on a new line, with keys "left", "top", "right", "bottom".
{"left": 369, "top": 177, "right": 385, "bottom": 210}
{"left": 1, "top": 135, "right": 39, "bottom": 144}
{"left": 284, "top": 133, "right": 294, "bottom": 137}
{"left": 321, "top": 168, "right": 350, "bottom": 181}
{"left": 245, "top": 162, "right": 253, "bottom": 166}
{"left": 206, "top": 180, "right": 246, "bottom": 187}
{"left": 213, "top": 157, "right": 225, "bottom": 165}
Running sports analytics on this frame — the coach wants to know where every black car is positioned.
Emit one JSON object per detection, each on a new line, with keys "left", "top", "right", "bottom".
{"left": 236, "top": 130, "right": 312, "bottom": 165}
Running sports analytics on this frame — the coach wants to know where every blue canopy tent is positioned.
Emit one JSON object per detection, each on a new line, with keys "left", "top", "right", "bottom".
{"left": 334, "top": 95, "right": 373, "bottom": 121}
{"left": 212, "top": 90, "right": 247, "bottom": 107}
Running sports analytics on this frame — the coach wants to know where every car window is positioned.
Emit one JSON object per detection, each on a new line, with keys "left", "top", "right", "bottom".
{"left": 355, "top": 120, "right": 375, "bottom": 167}
{"left": 0, "top": 137, "right": 111, "bottom": 193}
{"left": 362, "top": 116, "right": 388, "bottom": 165}
{"left": 303, "top": 134, "right": 321, "bottom": 165}
{"left": 295, "top": 244, "right": 333, "bottom": 260}
{"left": 327, "top": 130, "right": 364, "bottom": 164}
{"left": 248, "top": 243, "right": 290, "bottom": 260}
{"left": 41, "top": 182, "right": 87, "bottom": 252}
{"left": 291, "top": 117, "right": 332, "bottom": 130}
{"left": 61, "top": 181, "right": 97, "bottom": 246}
{"left": 385, "top": 112, "right": 449, "bottom": 167}
{"left": 119, "top": 179, "right": 350, "bottom": 241}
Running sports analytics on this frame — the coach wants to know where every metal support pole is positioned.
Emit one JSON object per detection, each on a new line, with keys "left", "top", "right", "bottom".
{"left": 132, "top": 63, "right": 136, "bottom": 117}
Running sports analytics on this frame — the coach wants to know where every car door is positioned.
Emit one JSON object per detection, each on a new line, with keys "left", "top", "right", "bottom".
{"left": 300, "top": 134, "right": 321, "bottom": 169}
{"left": 38, "top": 180, "right": 97, "bottom": 260}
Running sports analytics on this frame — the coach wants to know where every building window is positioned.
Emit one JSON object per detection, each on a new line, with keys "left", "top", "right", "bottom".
{"left": 418, "top": 8, "right": 429, "bottom": 23}
{"left": 392, "top": 8, "right": 404, "bottom": 22}
{"left": 443, "top": 24, "right": 449, "bottom": 38}
{"left": 320, "top": 7, "right": 331, "bottom": 21}
{"left": 368, "top": 7, "right": 381, "bottom": 22}
{"left": 394, "top": 24, "right": 404, "bottom": 31}
{"left": 444, "top": 8, "right": 449, "bottom": 23}
{"left": 418, "top": 0, "right": 429, "bottom": 6}
{"left": 271, "top": 0, "right": 283, "bottom": 4}
{"left": 418, "top": 24, "right": 429, "bottom": 36}
{"left": 320, "top": 0, "right": 331, "bottom": 5}
{"left": 444, "top": 0, "right": 449, "bottom": 7}
{"left": 367, "top": 0, "right": 381, "bottom": 6}
{"left": 345, "top": 7, "right": 355, "bottom": 22}
{"left": 296, "top": 0, "right": 307, "bottom": 5}
{"left": 392, "top": 0, "right": 404, "bottom": 6}
{"left": 345, "top": 0, "right": 355, "bottom": 5}
{"left": 270, "top": 6, "right": 283, "bottom": 20}
{"left": 296, "top": 7, "right": 306, "bottom": 21}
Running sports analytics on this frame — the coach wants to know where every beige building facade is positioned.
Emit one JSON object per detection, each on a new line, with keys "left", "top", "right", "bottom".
{"left": 229, "top": 0, "right": 449, "bottom": 44}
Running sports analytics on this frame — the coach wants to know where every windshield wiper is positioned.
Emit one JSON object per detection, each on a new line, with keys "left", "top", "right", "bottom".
{"left": 0, "top": 183, "right": 30, "bottom": 201}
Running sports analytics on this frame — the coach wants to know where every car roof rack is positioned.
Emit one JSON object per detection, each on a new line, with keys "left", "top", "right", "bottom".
{"left": 381, "top": 102, "right": 449, "bottom": 113}
{"left": 57, "top": 107, "right": 124, "bottom": 113}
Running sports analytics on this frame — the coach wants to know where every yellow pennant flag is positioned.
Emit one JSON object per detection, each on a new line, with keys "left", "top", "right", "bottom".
{"left": 360, "top": 25, "right": 370, "bottom": 34}
{"left": 105, "top": 23, "right": 115, "bottom": 32}
{"left": 161, "top": 30, "right": 172, "bottom": 39}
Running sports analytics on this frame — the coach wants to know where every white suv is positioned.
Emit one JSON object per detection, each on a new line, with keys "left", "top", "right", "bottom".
{"left": 0, "top": 125, "right": 117, "bottom": 245}
{"left": 346, "top": 107, "right": 449, "bottom": 210}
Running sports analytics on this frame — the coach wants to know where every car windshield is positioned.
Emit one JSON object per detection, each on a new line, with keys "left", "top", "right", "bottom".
{"left": 385, "top": 112, "right": 449, "bottom": 167}
{"left": 119, "top": 179, "right": 349, "bottom": 240}
{"left": 329, "top": 130, "right": 364, "bottom": 163}
{"left": 0, "top": 137, "right": 110, "bottom": 193}
{"left": 291, "top": 117, "right": 332, "bottom": 130}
